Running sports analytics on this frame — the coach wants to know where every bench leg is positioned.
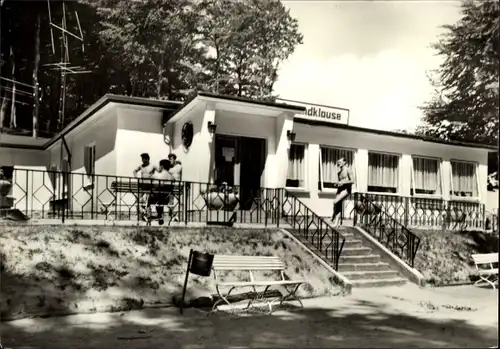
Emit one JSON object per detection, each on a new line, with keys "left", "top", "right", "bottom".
{"left": 248, "top": 285, "right": 274, "bottom": 313}
{"left": 279, "top": 284, "right": 304, "bottom": 308}
{"left": 475, "top": 274, "right": 498, "bottom": 289}
{"left": 212, "top": 286, "right": 237, "bottom": 311}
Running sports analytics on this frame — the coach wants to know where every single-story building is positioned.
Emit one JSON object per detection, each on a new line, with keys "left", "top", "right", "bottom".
{"left": 0, "top": 92, "right": 496, "bottom": 228}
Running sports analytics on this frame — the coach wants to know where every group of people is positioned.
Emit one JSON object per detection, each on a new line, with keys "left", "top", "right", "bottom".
{"left": 133, "top": 153, "right": 183, "bottom": 225}
{"left": 133, "top": 153, "right": 182, "bottom": 181}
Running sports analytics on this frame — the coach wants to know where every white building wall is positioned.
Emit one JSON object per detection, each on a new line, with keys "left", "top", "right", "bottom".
{"left": 289, "top": 122, "right": 490, "bottom": 217}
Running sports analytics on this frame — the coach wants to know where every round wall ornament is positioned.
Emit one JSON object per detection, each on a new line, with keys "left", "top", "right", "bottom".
{"left": 182, "top": 122, "right": 194, "bottom": 148}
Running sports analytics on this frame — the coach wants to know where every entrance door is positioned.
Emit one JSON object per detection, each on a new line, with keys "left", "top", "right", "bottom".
{"left": 214, "top": 136, "right": 266, "bottom": 210}
{"left": 237, "top": 137, "right": 266, "bottom": 210}
{"left": 214, "top": 136, "right": 238, "bottom": 186}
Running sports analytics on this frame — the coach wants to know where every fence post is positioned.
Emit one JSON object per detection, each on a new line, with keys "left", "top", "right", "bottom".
{"left": 404, "top": 196, "right": 409, "bottom": 227}
{"left": 276, "top": 189, "right": 281, "bottom": 228}
{"left": 184, "top": 182, "right": 189, "bottom": 225}
{"left": 61, "top": 171, "right": 66, "bottom": 224}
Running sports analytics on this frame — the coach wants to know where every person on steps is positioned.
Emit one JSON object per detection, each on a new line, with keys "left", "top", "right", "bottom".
{"left": 331, "top": 157, "right": 354, "bottom": 228}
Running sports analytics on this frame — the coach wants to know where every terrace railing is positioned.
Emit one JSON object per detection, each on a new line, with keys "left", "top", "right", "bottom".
{"left": 344, "top": 193, "right": 485, "bottom": 231}
{"left": 351, "top": 192, "right": 421, "bottom": 268}
{"left": 7, "top": 169, "right": 282, "bottom": 226}
{"left": 281, "top": 190, "right": 345, "bottom": 270}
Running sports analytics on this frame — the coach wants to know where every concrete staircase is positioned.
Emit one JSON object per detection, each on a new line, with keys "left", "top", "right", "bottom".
{"left": 336, "top": 226, "right": 407, "bottom": 288}
{"left": 290, "top": 225, "right": 407, "bottom": 288}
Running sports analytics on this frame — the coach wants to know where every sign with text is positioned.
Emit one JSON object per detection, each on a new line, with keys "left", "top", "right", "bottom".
{"left": 276, "top": 98, "right": 350, "bottom": 125}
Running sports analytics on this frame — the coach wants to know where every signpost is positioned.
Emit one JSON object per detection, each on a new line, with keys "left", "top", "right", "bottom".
{"left": 180, "top": 249, "right": 215, "bottom": 314}
{"left": 276, "top": 98, "right": 350, "bottom": 126}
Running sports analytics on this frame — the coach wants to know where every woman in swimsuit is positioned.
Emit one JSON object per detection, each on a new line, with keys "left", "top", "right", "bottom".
{"left": 332, "top": 157, "right": 354, "bottom": 228}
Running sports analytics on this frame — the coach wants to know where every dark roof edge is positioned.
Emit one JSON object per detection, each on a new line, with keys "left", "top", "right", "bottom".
{"left": 276, "top": 97, "right": 350, "bottom": 112}
{"left": 43, "top": 94, "right": 182, "bottom": 149}
{"left": 294, "top": 118, "right": 497, "bottom": 150}
{"left": 0, "top": 143, "right": 44, "bottom": 150}
{"left": 197, "top": 91, "right": 306, "bottom": 112}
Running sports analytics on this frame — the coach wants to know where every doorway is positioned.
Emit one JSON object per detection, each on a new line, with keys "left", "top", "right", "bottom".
{"left": 214, "top": 135, "right": 266, "bottom": 210}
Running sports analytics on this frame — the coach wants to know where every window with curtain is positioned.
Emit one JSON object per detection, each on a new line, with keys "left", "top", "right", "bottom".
{"left": 286, "top": 143, "right": 306, "bottom": 188}
{"left": 411, "top": 157, "right": 441, "bottom": 195}
{"left": 450, "top": 160, "right": 478, "bottom": 197}
{"left": 318, "top": 146, "right": 355, "bottom": 190}
{"left": 368, "top": 152, "right": 399, "bottom": 193}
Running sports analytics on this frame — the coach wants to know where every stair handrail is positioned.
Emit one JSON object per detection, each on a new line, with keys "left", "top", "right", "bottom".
{"left": 352, "top": 192, "right": 421, "bottom": 268}
{"left": 282, "top": 190, "right": 345, "bottom": 270}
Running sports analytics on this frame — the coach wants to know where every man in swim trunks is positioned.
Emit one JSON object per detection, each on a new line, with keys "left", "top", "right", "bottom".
{"left": 146, "top": 159, "right": 173, "bottom": 225}
{"left": 332, "top": 157, "right": 355, "bottom": 228}
{"left": 133, "top": 153, "right": 157, "bottom": 178}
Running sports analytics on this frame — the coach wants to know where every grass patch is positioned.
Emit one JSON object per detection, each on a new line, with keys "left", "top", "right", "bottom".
{"left": 413, "top": 229, "right": 498, "bottom": 286}
{"left": 0, "top": 225, "right": 339, "bottom": 320}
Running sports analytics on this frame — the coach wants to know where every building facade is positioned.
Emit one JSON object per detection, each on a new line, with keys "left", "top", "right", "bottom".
{"left": 0, "top": 92, "right": 496, "bottom": 228}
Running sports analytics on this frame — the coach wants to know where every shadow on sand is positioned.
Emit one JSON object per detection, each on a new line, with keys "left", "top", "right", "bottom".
{"left": 1, "top": 297, "right": 497, "bottom": 349}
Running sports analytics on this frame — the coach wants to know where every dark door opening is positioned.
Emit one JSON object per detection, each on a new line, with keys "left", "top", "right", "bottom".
{"left": 214, "top": 135, "right": 266, "bottom": 210}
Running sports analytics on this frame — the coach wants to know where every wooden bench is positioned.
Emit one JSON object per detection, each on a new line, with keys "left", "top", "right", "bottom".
{"left": 472, "top": 253, "right": 498, "bottom": 289}
{"left": 211, "top": 255, "right": 307, "bottom": 313}
{"left": 103, "top": 180, "right": 184, "bottom": 224}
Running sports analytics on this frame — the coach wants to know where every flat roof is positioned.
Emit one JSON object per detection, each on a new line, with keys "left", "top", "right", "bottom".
{"left": 1, "top": 92, "right": 495, "bottom": 152}
{"left": 42, "top": 94, "right": 182, "bottom": 149}
{"left": 294, "top": 118, "right": 497, "bottom": 151}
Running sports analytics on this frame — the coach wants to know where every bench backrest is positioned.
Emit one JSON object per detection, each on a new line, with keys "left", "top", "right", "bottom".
{"left": 111, "top": 180, "right": 182, "bottom": 192}
{"left": 472, "top": 253, "right": 498, "bottom": 267}
{"left": 212, "top": 255, "right": 285, "bottom": 271}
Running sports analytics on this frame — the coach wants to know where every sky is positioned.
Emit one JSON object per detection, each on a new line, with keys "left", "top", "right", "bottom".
{"left": 273, "top": 0, "right": 463, "bottom": 132}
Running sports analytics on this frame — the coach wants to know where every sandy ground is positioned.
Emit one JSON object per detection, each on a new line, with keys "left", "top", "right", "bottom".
{"left": 1, "top": 283, "right": 497, "bottom": 349}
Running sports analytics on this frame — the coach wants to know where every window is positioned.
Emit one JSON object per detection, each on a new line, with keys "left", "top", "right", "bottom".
{"left": 450, "top": 160, "right": 478, "bottom": 197}
{"left": 411, "top": 157, "right": 441, "bottom": 195}
{"left": 368, "top": 152, "right": 399, "bottom": 193}
{"left": 286, "top": 143, "right": 306, "bottom": 188}
{"left": 84, "top": 144, "right": 96, "bottom": 179}
{"left": 318, "top": 146, "right": 355, "bottom": 190}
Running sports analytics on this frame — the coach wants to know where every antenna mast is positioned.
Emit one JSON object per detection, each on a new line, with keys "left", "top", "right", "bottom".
{"left": 45, "top": 0, "right": 90, "bottom": 131}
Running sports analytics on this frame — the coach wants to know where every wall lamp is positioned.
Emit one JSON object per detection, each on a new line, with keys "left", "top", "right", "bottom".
{"left": 208, "top": 121, "right": 217, "bottom": 135}
{"left": 287, "top": 130, "right": 296, "bottom": 142}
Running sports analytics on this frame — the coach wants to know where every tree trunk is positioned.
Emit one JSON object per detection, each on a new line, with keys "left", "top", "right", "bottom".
{"left": 32, "top": 13, "right": 41, "bottom": 138}
{"left": 156, "top": 54, "right": 164, "bottom": 98}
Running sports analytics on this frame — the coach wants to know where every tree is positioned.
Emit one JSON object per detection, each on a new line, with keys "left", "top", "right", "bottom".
{"left": 418, "top": 0, "right": 499, "bottom": 145}
{"left": 91, "top": 0, "right": 203, "bottom": 100}
{"left": 195, "top": 0, "right": 303, "bottom": 99}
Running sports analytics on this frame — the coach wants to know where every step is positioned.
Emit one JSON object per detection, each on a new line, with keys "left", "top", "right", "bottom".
{"left": 341, "top": 270, "right": 400, "bottom": 280}
{"left": 339, "top": 254, "right": 381, "bottom": 264}
{"left": 350, "top": 277, "right": 407, "bottom": 288}
{"left": 320, "top": 236, "right": 362, "bottom": 246}
{"left": 338, "top": 262, "right": 391, "bottom": 272}
{"left": 340, "top": 247, "right": 372, "bottom": 256}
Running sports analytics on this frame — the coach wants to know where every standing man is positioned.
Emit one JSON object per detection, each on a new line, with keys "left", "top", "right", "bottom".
{"left": 133, "top": 153, "right": 157, "bottom": 178}
{"left": 133, "top": 153, "right": 157, "bottom": 221}
{"left": 168, "top": 153, "right": 182, "bottom": 181}
{"left": 332, "top": 157, "right": 355, "bottom": 228}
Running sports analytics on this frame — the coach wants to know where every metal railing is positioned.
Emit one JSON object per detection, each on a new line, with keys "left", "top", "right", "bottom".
{"left": 351, "top": 192, "right": 421, "bottom": 267}
{"left": 6, "top": 169, "right": 282, "bottom": 226}
{"left": 344, "top": 193, "right": 485, "bottom": 231}
{"left": 281, "top": 190, "right": 345, "bottom": 270}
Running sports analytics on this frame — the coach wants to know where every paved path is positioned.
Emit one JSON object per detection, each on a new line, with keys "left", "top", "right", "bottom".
{"left": 1, "top": 284, "right": 497, "bottom": 349}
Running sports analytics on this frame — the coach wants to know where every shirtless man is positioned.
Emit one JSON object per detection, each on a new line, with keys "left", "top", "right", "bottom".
{"left": 146, "top": 159, "right": 173, "bottom": 225}
{"left": 167, "top": 153, "right": 182, "bottom": 181}
{"left": 133, "top": 153, "right": 157, "bottom": 178}
{"left": 332, "top": 157, "right": 355, "bottom": 228}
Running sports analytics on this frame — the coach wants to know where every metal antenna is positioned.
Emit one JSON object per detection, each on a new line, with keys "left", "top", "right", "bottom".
{"left": 45, "top": 0, "right": 90, "bottom": 131}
